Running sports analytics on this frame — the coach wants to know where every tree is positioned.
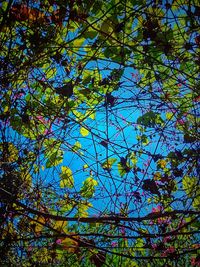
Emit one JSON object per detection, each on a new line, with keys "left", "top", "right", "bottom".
{"left": 0, "top": 0, "right": 199, "bottom": 266}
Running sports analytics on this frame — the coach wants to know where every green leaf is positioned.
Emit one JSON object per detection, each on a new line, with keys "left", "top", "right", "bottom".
{"left": 102, "top": 158, "right": 117, "bottom": 170}
{"left": 101, "top": 18, "right": 114, "bottom": 35}
{"left": 141, "top": 134, "right": 149, "bottom": 145}
{"left": 117, "top": 162, "right": 131, "bottom": 177}
{"left": 82, "top": 74, "right": 91, "bottom": 85}
{"left": 84, "top": 31, "right": 98, "bottom": 39}
{"left": 0, "top": 142, "right": 18, "bottom": 163}
{"left": 166, "top": 112, "right": 174, "bottom": 120}
{"left": 71, "top": 141, "right": 81, "bottom": 152}
{"left": 44, "top": 139, "right": 62, "bottom": 150}
{"left": 183, "top": 176, "right": 200, "bottom": 209}
{"left": 70, "top": 37, "right": 85, "bottom": 54}
{"left": 129, "top": 152, "right": 138, "bottom": 165}
{"left": 1, "top": 1, "right": 9, "bottom": 12}
{"left": 46, "top": 68, "right": 57, "bottom": 79}
{"left": 182, "top": 176, "right": 198, "bottom": 197}
{"left": 77, "top": 201, "right": 92, "bottom": 216}
{"left": 80, "top": 127, "right": 89, "bottom": 136}
{"left": 44, "top": 140, "right": 63, "bottom": 168}
{"left": 83, "top": 164, "right": 89, "bottom": 170}
{"left": 60, "top": 166, "right": 74, "bottom": 188}
{"left": 137, "top": 111, "right": 164, "bottom": 127}
{"left": 157, "top": 159, "right": 167, "bottom": 169}
{"left": 89, "top": 112, "right": 95, "bottom": 120}
{"left": 80, "top": 177, "right": 98, "bottom": 198}
{"left": 46, "top": 150, "right": 63, "bottom": 168}
{"left": 193, "top": 197, "right": 200, "bottom": 209}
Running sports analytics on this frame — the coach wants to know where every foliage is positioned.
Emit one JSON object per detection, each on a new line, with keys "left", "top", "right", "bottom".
{"left": 0, "top": 0, "right": 199, "bottom": 266}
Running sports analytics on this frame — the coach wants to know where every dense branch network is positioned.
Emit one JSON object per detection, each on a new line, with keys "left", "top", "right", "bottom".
{"left": 0, "top": 0, "right": 199, "bottom": 266}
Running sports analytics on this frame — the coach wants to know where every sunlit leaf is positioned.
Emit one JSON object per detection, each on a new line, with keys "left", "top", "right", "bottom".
{"left": 166, "top": 112, "right": 174, "bottom": 120}
{"left": 83, "top": 164, "right": 89, "bottom": 170}
{"left": 0, "top": 142, "right": 18, "bottom": 162}
{"left": 80, "top": 177, "right": 98, "bottom": 198}
{"left": 58, "top": 234, "right": 79, "bottom": 253}
{"left": 193, "top": 197, "right": 200, "bottom": 209}
{"left": 46, "top": 68, "right": 57, "bottom": 79}
{"left": 60, "top": 166, "right": 74, "bottom": 188}
{"left": 182, "top": 176, "right": 198, "bottom": 197}
{"left": 102, "top": 158, "right": 117, "bottom": 170}
{"left": 3, "top": 106, "right": 9, "bottom": 113}
{"left": 53, "top": 220, "right": 67, "bottom": 232}
{"left": 46, "top": 149, "right": 63, "bottom": 168}
{"left": 80, "top": 127, "right": 89, "bottom": 136}
{"left": 70, "top": 37, "right": 85, "bottom": 54}
{"left": 20, "top": 169, "right": 32, "bottom": 189}
{"left": 71, "top": 141, "right": 82, "bottom": 152}
{"left": 89, "top": 112, "right": 95, "bottom": 120}
{"left": 129, "top": 152, "right": 138, "bottom": 165}
{"left": 77, "top": 201, "right": 93, "bottom": 217}
{"left": 154, "top": 172, "right": 162, "bottom": 180}
{"left": 157, "top": 159, "right": 167, "bottom": 169}
{"left": 31, "top": 216, "right": 46, "bottom": 235}
{"left": 1, "top": 1, "right": 9, "bottom": 11}
{"left": 59, "top": 196, "right": 76, "bottom": 213}
{"left": 33, "top": 247, "right": 52, "bottom": 263}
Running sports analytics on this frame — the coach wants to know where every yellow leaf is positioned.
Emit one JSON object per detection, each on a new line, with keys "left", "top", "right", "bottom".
{"left": 89, "top": 112, "right": 95, "bottom": 120}
{"left": 73, "top": 110, "right": 85, "bottom": 120}
{"left": 193, "top": 196, "right": 200, "bottom": 209}
{"left": 20, "top": 170, "right": 32, "bottom": 189}
{"left": 61, "top": 234, "right": 79, "bottom": 253}
{"left": 74, "top": 37, "right": 85, "bottom": 47}
{"left": 102, "top": 158, "right": 117, "bottom": 170}
{"left": 70, "top": 37, "right": 85, "bottom": 54}
{"left": 85, "top": 177, "right": 98, "bottom": 186}
{"left": 80, "top": 127, "right": 89, "bottom": 136}
{"left": 157, "top": 159, "right": 167, "bottom": 169}
{"left": 154, "top": 172, "right": 161, "bottom": 180}
{"left": 130, "top": 152, "right": 138, "bottom": 165}
{"left": 2, "top": 222, "right": 16, "bottom": 238}
{"left": 53, "top": 220, "right": 67, "bottom": 232}
{"left": 83, "top": 164, "right": 88, "bottom": 170}
{"left": 72, "top": 141, "right": 81, "bottom": 152}
{"left": 34, "top": 247, "right": 52, "bottom": 263}
{"left": 0, "top": 142, "right": 18, "bottom": 162}
{"left": 166, "top": 112, "right": 173, "bottom": 120}
{"left": 4, "top": 106, "right": 9, "bottom": 113}
{"left": 31, "top": 216, "right": 46, "bottom": 234}
{"left": 46, "top": 68, "right": 57, "bottom": 79}
{"left": 60, "top": 166, "right": 74, "bottom": 188}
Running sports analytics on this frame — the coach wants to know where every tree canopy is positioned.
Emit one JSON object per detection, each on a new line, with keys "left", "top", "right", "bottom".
{"left": 0, "top": 0, "right": 200, "bottom": 266}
